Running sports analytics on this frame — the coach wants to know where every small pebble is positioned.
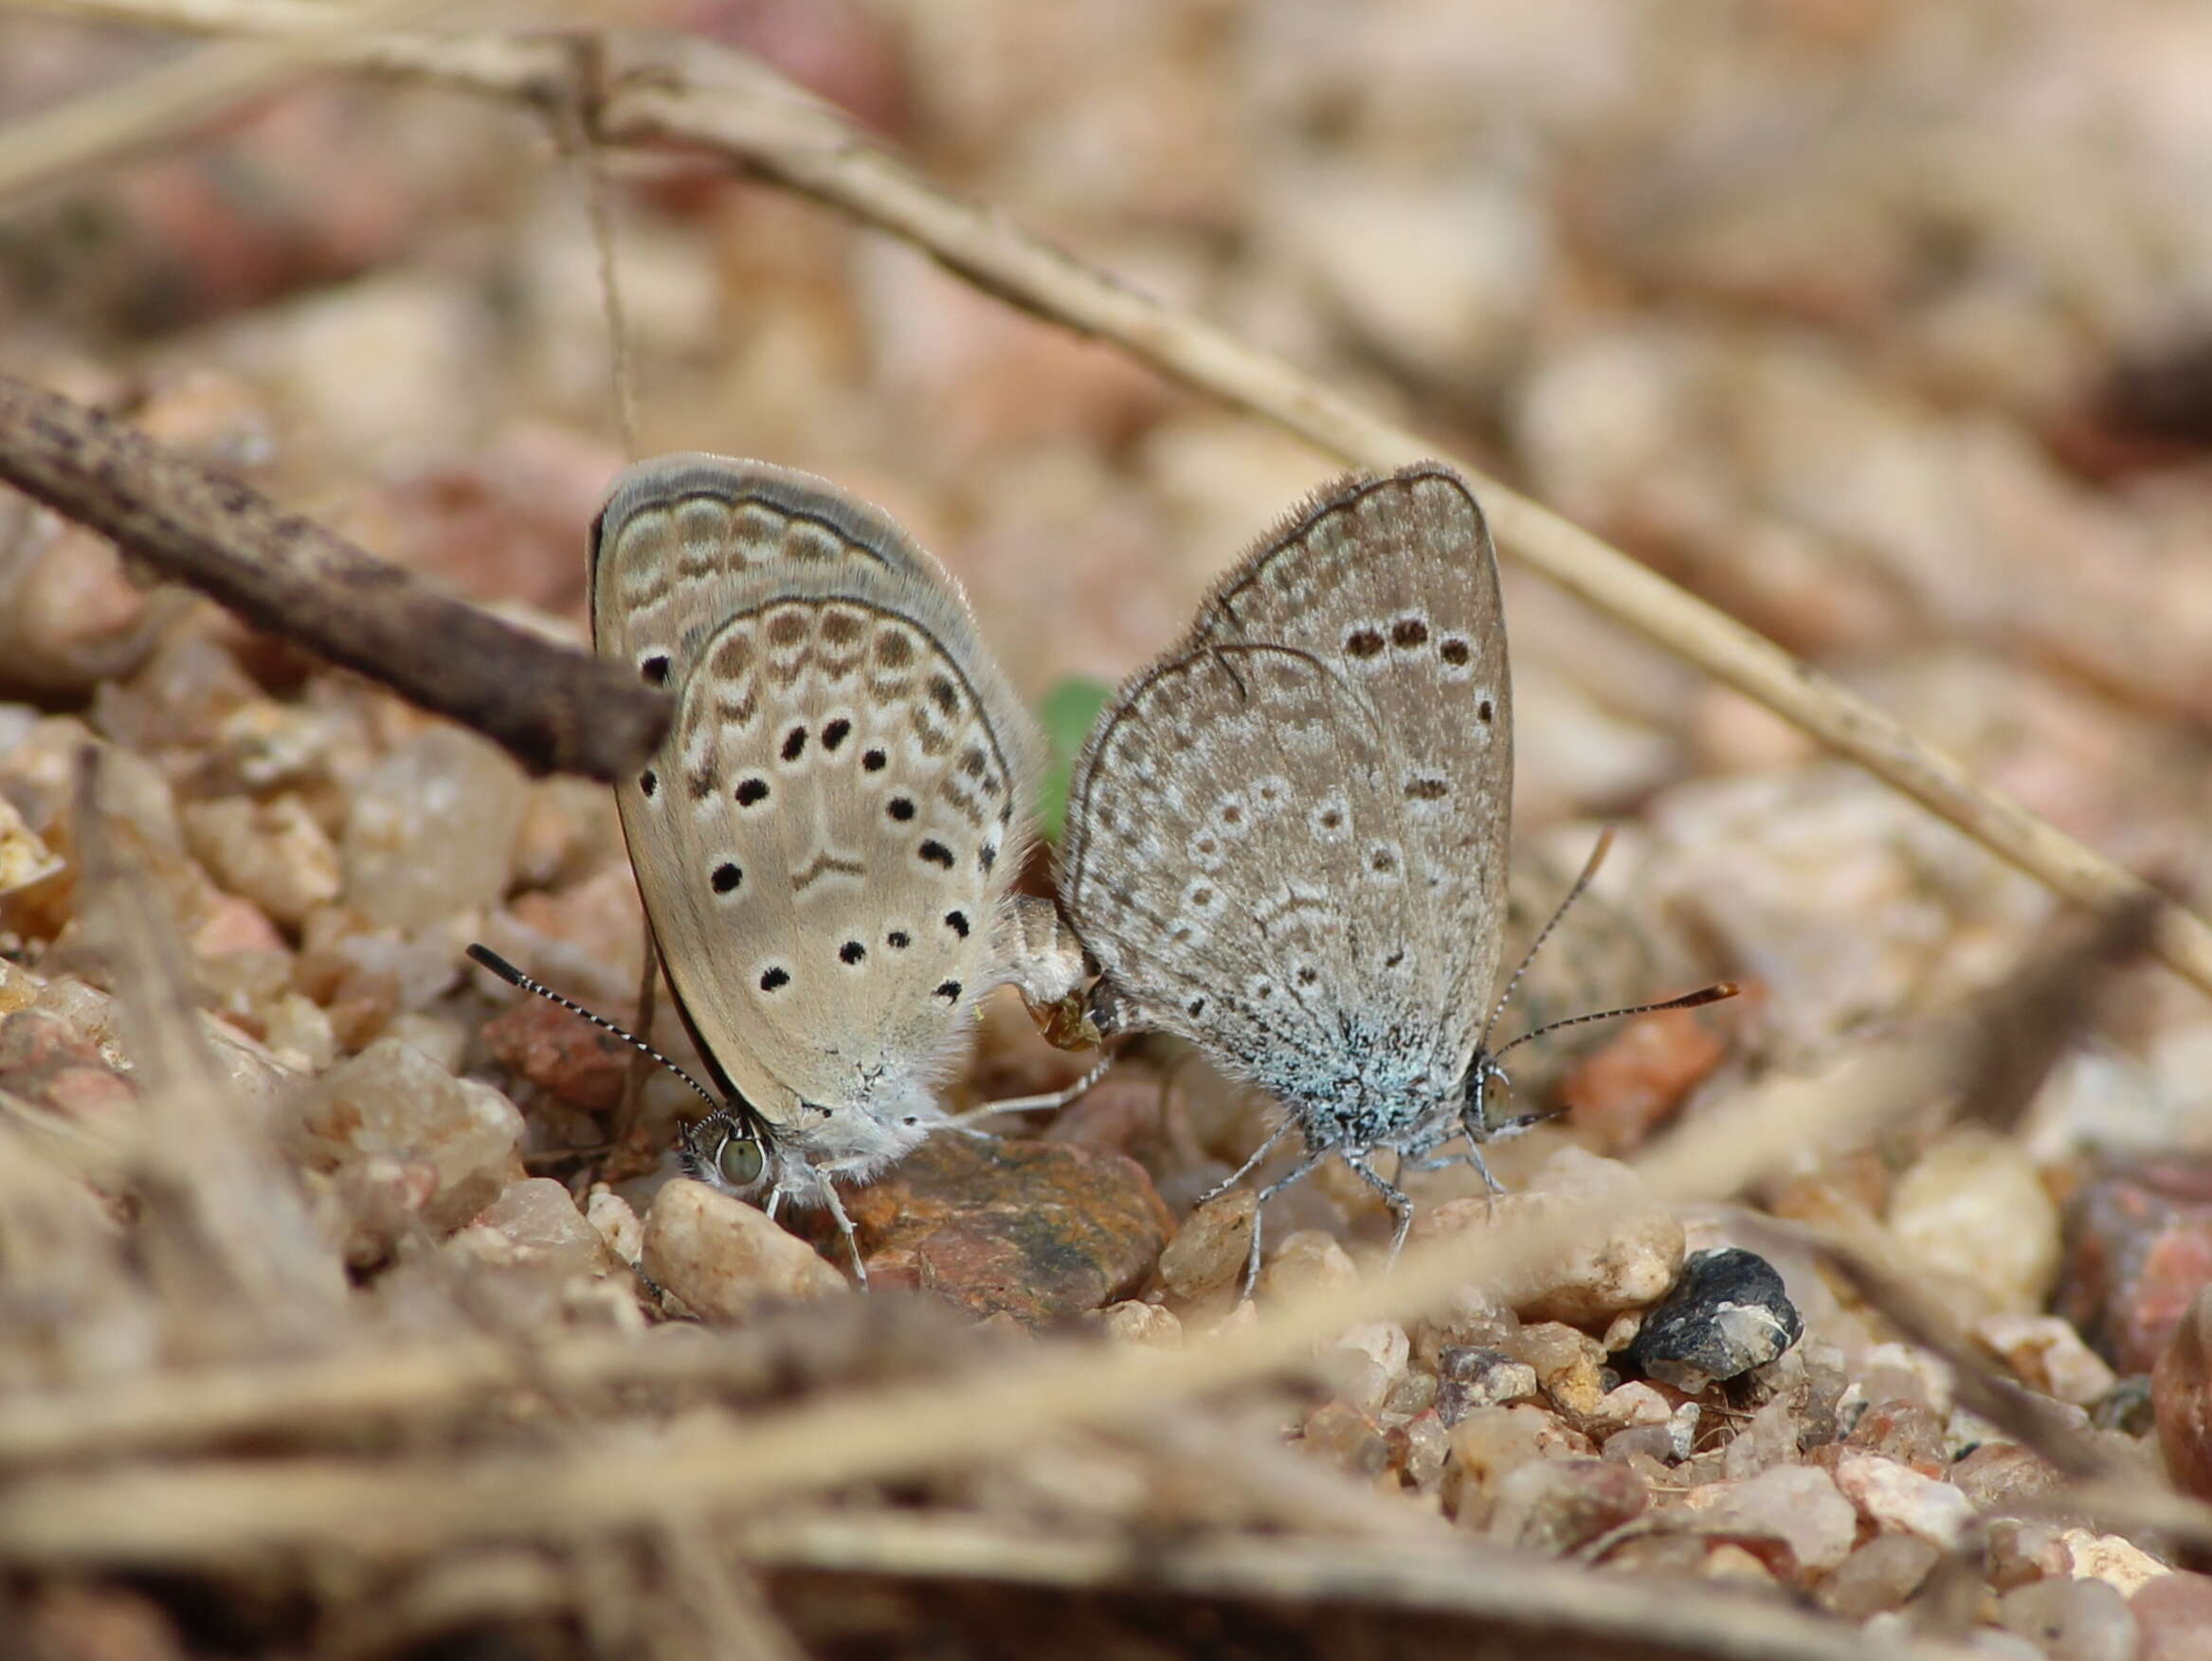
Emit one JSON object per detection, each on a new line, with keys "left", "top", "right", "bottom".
{"left": 1097, "top": 1300, "right": 1183, "bottom": 1349}
{"left": 1986, "top": 1518, "right": 2069, "bottom": 1591}
{"left": 584, "top": 1185, "right": 643, "bottom": 1268}
{"left": 1697, "top": 1543, "right": 1778, "bottom": 1586}
{"left": 1255, "top": 1227, "right": 1357, "bottom": 1304}
{"left": 2059, "top": 1158, "right": 2212, "bottom": 1376}
{"left": 0, "top": 794, "right": 63, "bottom": 898}
{"left": 1950, "top": 1441, "right": 2067, "bottom": 1513}
{"left": 1846, "top": 1397, "right": 1949, "bottom": 1476}
{"left": 1486, "top": 1455, "right": 1648, "bottom": 1554}
{"left": 839, "top": 1135, "right": 1172, "bottom": 1324}
{"left": 1623, "top": 1246, "right": 1802, "bottom": 1390}
{"left": 179, "top": 793, "right": 341, "bottom": 927}
{"left": 1299, "top": 1399, "right": 1391, "bottom": 1481}
{"left": 1856, "top": 1341, "right": 1958, "bottom": 1418}
{"left": 285, "top": 1037, "right": 523, "bottom": 1234}
{"left": 1602, "top": 1403, "right": 1699, "bottom": 1466}
{"left": 1155, "top": 1187, "right": 1255, "bottom": 1308}
{"left": 342, "top": 726, "right": 528, "bottom": 931}
{"left": 1582, "top": 1381, "right": 1673, "bottom": 1438}
{"left": 1887, "top": 1127, "right": 2061, "bottom": 1315}
{"left": 641, "top": 1179, "right": 846, "bottom": 1320}
{"left": 2155, "top": 1284, "right": 2212, "bottom": 1501}
{"left": 480, "top": 994, "right": 631, "bottom": 1114}
{"left": 1434, "top": 1346, "right": 1540, "bottom": 1423}
{"left": 1997, "top": 1578, "right": 2136, "bottom": 1661}
{"left": 471, "top": 1178, "right": 617, "bottom": 1281}
{"left": 1832, "top": 1447, "right": 1977, "bottom": 1548}
{"left": 1390, "top": 1410, "right": 1452, "bottom": 1491}
{"left": 1411, "top": 1147, "right": 1684, "bottom": 1325}
{"left": 1327, "top": 1320, "right": 1410, "bottom": 1416}
{"left": 1685, "top": 1462, "right": 1859, "bottom": 1577}
{"left": 2053, "top": 1528, "right": 2172, "bottom": 1598}
{"left": 1504, "top": 1321, "right": 1609, "bottom": 1420}
{"left": 1817, "top": 1532, "right": 1945, "bottom": 1619}
{"left": 1979, "top": 1312, "right": 2121, "bottom": 1408}
{"left": 2130, "top": 1570, "right": 2212, "bottom": 1661}
{"left": 1448, "top": 1404, "right": 1572, "bottom": 1526}
{"left": 1721, "top": 1392, "right": 1801, "bottom": 1477}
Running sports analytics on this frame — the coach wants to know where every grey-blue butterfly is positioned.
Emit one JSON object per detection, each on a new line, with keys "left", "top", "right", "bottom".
{"left": 1057, "top": 462, "right": 1730, "bottom": 1286}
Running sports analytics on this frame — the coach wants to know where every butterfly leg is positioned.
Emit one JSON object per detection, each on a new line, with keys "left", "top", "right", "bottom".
{"left": 1190, "top": 1120, "right": 1296, "bottom": 1300}
{"left": 815, "top": 1171, "right": 868, "bottom": 1290}
{"left": 948, "top": 1053, "right": 1116, "bottom": 1131}
{"left": 1344, "top": 1150, "right": 1417, "bottom": 1264}
{"left": 1239, "top": 1146, "right": 1329, "bottom": 1298}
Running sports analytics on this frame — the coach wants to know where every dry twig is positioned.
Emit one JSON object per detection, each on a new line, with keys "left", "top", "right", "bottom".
{"left": 0, "top": 374, "right": 669, "bottom": 780}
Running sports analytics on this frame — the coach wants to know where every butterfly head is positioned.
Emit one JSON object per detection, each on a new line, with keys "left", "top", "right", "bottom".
{"left": 678, "top": 1106, "right": 782, "bottom": 1200}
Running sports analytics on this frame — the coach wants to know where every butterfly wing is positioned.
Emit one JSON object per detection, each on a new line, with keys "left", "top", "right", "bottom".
{"left": 590, "top": 454, "right": 939, "bottom": 692}
{"left": 592, "top": 458, "right": 1039, "bottom": 1164}
{"left": 1061, "top": 464, "right": 1511, "bottom": 1102}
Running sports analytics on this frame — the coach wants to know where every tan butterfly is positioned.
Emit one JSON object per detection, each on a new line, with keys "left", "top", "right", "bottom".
{"left": 483, "top": 455, "right": 1085, "bottom": 1280}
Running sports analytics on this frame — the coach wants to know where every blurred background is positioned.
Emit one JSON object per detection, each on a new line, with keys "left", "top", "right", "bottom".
{"left": 13, "top": 9, "right": 2212, "bottom": 1652}
{"left": 7, "top": 0, "right": 2212, "bottom": 1270}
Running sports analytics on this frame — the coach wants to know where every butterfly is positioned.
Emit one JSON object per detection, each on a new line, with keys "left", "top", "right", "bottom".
{"left": 1055, "top": 463, "right": 1731, "bottom": 1289}
{"left": 514, "top": 454, "right": 1086, "bottom": 1277}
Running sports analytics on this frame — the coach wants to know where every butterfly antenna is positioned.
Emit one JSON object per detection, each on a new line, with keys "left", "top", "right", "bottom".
{"left": 465, "top": 944, "right": 719, "bottom": 1112}
{"left": 1492, "top": 980, "right": 1740, "bottom": 1065}
{"left": 1478, "top": 825, "right": 1618, "bottom": 1056}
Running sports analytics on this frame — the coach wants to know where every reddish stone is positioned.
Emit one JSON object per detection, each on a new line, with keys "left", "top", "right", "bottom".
{"left": 830, "top": 1135, "right": 1174, "bottom": 1326}
{"left": 2133, "top": 1570, "right": 2212, "bottom": 1661}
{"left": 2058, "top": 1159, "right": 2212, "bottom": 1374}
{"left": 2155, "top": 1286, "right": 2212, "bottom": 1503}
{"left": 1845, "top": 1398, "right": 1948, "bottom": 1478}
{"left": 1950, "top": 1441, "right": 2067, "bottom": 1514}
{"left": 0, "top": 1008, "right": 136, "bottom": 1129}
{"left": 480, "top": 995, "right": 631, "bottom": 1113}
{"left": 1493, "top": 1455, "right": 1651, "bottom": 1554}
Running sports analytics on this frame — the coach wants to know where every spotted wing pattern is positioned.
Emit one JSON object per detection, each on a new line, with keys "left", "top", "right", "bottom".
{"left": 1060, "top": 464, "right": 1511, "bottom": 1108}
{"left": 591, "top": 457, "right": 1039, "bottom": 1155}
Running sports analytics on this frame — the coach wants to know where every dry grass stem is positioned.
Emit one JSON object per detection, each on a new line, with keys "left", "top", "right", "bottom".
{"left": 0, "top": 0, "right": 443, "bottom": 205}
{"left": 732, "top": 1512, "right": 1980, "bottom": 1661}
{"left": 68, "top": 749, "right": 345, "bottom": 1347}
{"left": 0, "top": 903, "right": 2144, "bottom": 1571}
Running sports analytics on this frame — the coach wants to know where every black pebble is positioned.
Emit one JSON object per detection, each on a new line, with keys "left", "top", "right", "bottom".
{"left": 1623, "top": 1246, "right": 1803, "bottom": 1391}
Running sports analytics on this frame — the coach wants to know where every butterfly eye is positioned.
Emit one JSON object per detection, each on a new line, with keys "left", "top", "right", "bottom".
{"left": 716, "top": 1133, "right": 767, "bottom": 1189}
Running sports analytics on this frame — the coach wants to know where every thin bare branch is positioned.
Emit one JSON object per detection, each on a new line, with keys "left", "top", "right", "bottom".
{"left": 0, "top": 373, "right": 669, "bottom": 780}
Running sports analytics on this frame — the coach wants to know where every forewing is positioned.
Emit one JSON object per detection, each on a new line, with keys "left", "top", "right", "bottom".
{"left": 1061, "top": 640, "right": 1412, "bottom": 1092}
{"left": 1062, "top": 464, "right": 1511, "bottom": 1074}
{"left": 590, "top": 453, "right": 938, "bottom": 692}
{"left": 593, "top": 458, "right": 1038, "bottom": 1127}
